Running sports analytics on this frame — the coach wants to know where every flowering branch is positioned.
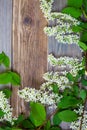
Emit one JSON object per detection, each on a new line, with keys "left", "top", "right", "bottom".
{"left": 79, "top": 98, "right": 87, "bottom": 130}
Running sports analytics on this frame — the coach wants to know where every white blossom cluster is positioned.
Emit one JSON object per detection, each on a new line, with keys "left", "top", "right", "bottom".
{"left": 50, "top": 12, "right": 80, "bottom": 25}
{"left": 40, "top": 0, "right": 80, "bottom": 44}
{"left": 44, "top": 25, "right": 80, "bottom": 44}
{"left": 0, "top": 91, "right": 13, "bottom": 123}
{"left": 40, "top": 0, "right": 80, "bottom": 24}
{"left": 43, "top": 72, "right": 72, "bottom": 90}
{"left": 39, "top": 0, "right": 53, "bottom": 20}
{"left": 18, "top": 87, "right": 61, "bottom": 106}
{"left": 44, "top": 12, "right": 80, "bottom": 44}
{"left": 48, "top": 54, "right": 84, "bottom": 76}
{"left": 70, "top": 105, "right": 87, "bottom": 130}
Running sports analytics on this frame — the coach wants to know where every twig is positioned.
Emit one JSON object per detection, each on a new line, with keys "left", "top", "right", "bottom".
{"left": 79, "top": 51, "right": 87, "bottom": 130}
{"left": 81, "top": 7, "right": 87, "bottom": 19}
{"left": 79, "top": 98, "right": 87, "bottom": 130}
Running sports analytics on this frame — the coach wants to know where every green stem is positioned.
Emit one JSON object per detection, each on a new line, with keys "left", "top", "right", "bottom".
{"left": 79, "top": 51, "right": 87, "bottom": 130}
{"left": 85, "top": 52, "right": 87, "bottom": 71}
{"left": 81, "top": 7, "right": 87, "bottom": 19}
{"left": 79, "top": 98, "right": 87, "bottom": 130}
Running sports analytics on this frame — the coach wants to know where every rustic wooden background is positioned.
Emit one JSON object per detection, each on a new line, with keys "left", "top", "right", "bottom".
{"left": 0, "top": 0, "right": 81, "bottom": 129}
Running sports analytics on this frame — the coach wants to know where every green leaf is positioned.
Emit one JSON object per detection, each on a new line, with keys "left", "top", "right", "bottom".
{"left": 79, "top": 89, "right": 87, "bottom": 100}
{"left": 58, "top": 110, "right": 78, "bottom": 122}
{"left": 2, "top": 89, "right": 12, "bottom": 98}
{"left": 74, "top": 74, "right": 81, "bottom": 82}
{"left": 58, "top": 96, "right": 81, "bottom": 109}
{"left": 81, "top": 32, "right": 87, "bottom": 42}
{"left": 0, "top": 128, "right": 4, "bottom": 130}
{"left": 0, "top": 52, "right": 10, "bottom": 68}
{"left": 0, "top": 71, "right": 12, "bottom": 84}
{"left": 44, "top": 121, "right": 51, "bottom": 130}
{"left": 83, "top": 0, "right": 87, "bottom": 14}
{"left": 78, "top": 41, "right": 87, "bottom": 51}
{"left": 12, "top": 128, "right": 22, "bottom": 130}
{"left": 50, "top": 127, "right": 61, "bottom": 130}
{"left": 0, "top": 71, "right": 21, "bottom": 86}
{"left": 62, "top": 7, "right": 82, "bottom": 18}
{"left": 0, "top": 109, "right": 5, "bottom": 117}
{"left": 72, "top": 25, "right": 83, "bottom": 33}
{"left": 67, "top": 0, "right": 83, "bottom": 8}
{"left": 53, "top": 113, "right": 62, "bottom": 125}
{"left": 10, "top": 72, "right": 21, "bottom": 86}
{"left": 63, "top": 88, "right": 72, "bottom": 97}
{"left": 0, "top": 128, "right": 21, "bottom": 130}
{"left": 66, "top": 72, "right": 74, "bottom": 81}
{"left": 79, "top": 22, "right": 87, "bottom": 30}
{"left": 51, "top": 83, "right": 59, "bottom": 93}
{"left": 0, "top": 127, "right": 11, "bottom": 130}
{"left": 78, "top": 69, "right": 85, "bottom": 75}
{"left": 82, "top": 57, "right": 86, "bottom": 66}
{"left": 22, "top": 120, "right": 34, "bottom": 129}
{"left": 81, "top": 79, "right": 87, "bottom": 86}
{"left": 73, "top": 86, "right": 79, "bottom": 96}
{"left": 14, "top": 115, "right": 25, "bottom": 126}
{"left": 30, "top": 102, "right": 46, "bottom": 127}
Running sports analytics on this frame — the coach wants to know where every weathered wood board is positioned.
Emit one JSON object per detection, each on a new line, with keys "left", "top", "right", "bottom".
{"left": 0, "top": 0, "right": 12, "bottom": 59}
{"left": 0, "top": 0, "right": 12, "bottom": 90}
{"left": 11, "top": 0, "right": 47, "bottom": 116}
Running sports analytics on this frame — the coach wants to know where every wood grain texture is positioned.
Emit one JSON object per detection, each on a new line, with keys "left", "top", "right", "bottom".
{"left": 0, "top": 0, "right": 12, "bottom": 59}
{"left": 0, "top": 0, "right": 12, "bottom": 90}
{"left": 11, "top": 0, "right": 47, "bottom": 116}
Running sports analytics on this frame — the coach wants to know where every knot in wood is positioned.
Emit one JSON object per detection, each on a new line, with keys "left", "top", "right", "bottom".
{"left": 23, "top": 17, "right": 32, "bottom": 26}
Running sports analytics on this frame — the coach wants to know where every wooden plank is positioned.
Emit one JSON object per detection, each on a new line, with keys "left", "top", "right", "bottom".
{"left": 0, "top": 0, "right": 12, "bottom": 90}
{"left": 11, "top": 0, "right": 47, "bottom": 116}
{"left": 0, "top": 0, "right": 12, "bottom": 59}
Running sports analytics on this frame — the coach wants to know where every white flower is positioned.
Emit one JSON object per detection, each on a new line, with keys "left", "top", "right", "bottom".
{"left": 44, "top": 25, "right": 80, "bottom": 44}
{"left": 70, "top": 105, "right": 87, "bottom": 130}
{"left": 18, "top": 85, "right": 62, "bottom": 107}
{"left": 18, "top": 87, "right": 41, "bottom": 102}
{"left": 43, "top": 72, "right": 72, "bottom": 90}
{"left": 0, "top": 91, "right": 13, "bottom": 123}
{"left": 40, "top": 0, "right": 80, "bottom": 44}
{"left": 48, "top": 54, "right": 84, "bottom": 76}
{"left": 39, "top": 0, "right": 53, "bottom": 20}
{"left": 51, "top": 12, "right": 80, "bottom": 25}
